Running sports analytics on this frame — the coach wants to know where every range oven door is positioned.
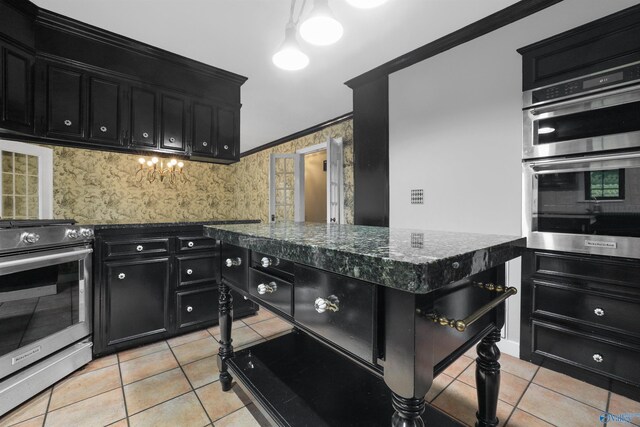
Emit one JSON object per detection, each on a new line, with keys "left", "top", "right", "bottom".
{"left": 524, "top": 152, "right": 640, "bottom": 259}
{"left": 523, "top": 84, "right": 640, "bottom": 160}
{"left": 0, "top": 246, "right": 92, "bottom": 379}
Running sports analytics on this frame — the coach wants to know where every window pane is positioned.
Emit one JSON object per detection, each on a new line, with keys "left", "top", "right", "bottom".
{"left": 2, "top": 152, "right": 13, "bottom": 173}
{"left": 14, "top": 153, "right": 26, "bottom": 174}
{"left": 27, "top": 155, "right": 38, "bottom": 176}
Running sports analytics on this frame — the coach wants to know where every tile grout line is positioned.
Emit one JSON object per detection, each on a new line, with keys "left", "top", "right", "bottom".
{"left": 604, "top": 391, "right": 611, "bottom": 427}
{"left": 41, "top": 387, "right": 54, "bottom": 427}
{"left": 532, "top": 377, "right": 611, "bottom": 413}
{"left": 116, "top": 348, "right": 131, "bottom": 427}
{"left": 503, "top": 364, "right": 540, "bottom": 426}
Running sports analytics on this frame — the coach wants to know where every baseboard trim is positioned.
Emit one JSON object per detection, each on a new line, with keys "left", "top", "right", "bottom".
{"left": 498, "top": 339, "right": 520, "bottom": 358}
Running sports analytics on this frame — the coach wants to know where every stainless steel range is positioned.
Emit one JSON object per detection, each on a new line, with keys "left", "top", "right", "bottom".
{"left": 0, "top": 219, "right": 94, "bottom": 415}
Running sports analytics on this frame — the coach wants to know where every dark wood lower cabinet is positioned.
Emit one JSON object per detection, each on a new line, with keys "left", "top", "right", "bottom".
{"left": 521, "top": 249, "right": 640, "bottom": 401}
{"left": 93, "top": 224, "right": 257, "bottom": 357}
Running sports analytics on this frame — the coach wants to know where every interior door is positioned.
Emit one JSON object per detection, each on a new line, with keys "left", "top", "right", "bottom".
{"left": 269, "top": 153, "right": 304, "bottom": 223}
{"left": 326, "top": 137, "right": 344, "bottom": 224}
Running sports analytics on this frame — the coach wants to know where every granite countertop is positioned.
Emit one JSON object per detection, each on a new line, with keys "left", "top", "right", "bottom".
{"left": 91, "top": 219, "right": 259, "bottom": 230}
{"left": 204, "top": 223, "right": 525, "bottom": 293}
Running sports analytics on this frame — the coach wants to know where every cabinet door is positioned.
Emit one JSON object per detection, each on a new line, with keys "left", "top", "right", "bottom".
{"left": 46, "top": 65, "right": 83, "bottom": 139}
{"left": 88, "top": 76, "right": 122, "bottom": 146}
{"left": 105, "top": 257, "right": 170, "bottom": 346}
{"left": 216, "top": 107, "right": 239, "bottom": 160}
{"left": 160, "top": 94, "right": 186, "bottom": 152}
{"left": 130, "top": 87, "right": 157, "bottom": 148}
{"left": 191, "top": 102, "right": 214, "bottom": 155}
{"left": 1, "top": 43, "right": 33, "bottom": 133}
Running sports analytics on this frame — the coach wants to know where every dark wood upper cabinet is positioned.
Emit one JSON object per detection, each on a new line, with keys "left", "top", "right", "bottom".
{"left": 216, "top": 106, "right": 239, "bottom": 161}
{"left": 191, "top": 102, "right": 215, "bottom": 156}
{"left": 0, "top": 42, "right": 34, "bottom": 134}
{"left": 160, "top": 94, "right": 186, "bottom": 153}
{"left": 45, "top": 64, "right": 83, "bottom": 139}
{"left": 88, "top": 76, "right": 122, "bottom": 147}
{"left": 130, "top": 86, "right": 156, "bottom": 148}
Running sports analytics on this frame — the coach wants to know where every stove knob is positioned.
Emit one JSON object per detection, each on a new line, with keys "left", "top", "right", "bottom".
{"left": 66, "top": 229, "right": 79, "bottom": 239}
{"left": 22, "top": 232, "right": 40, "bottom": 244}
{"left": 80, "top": 228, "right": 94, "bottom": 238}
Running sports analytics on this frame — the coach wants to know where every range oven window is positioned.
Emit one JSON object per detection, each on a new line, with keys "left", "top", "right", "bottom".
{"left": 533, "top": 166, "right": 640, "bottom": 237}
{"left": 0, "top": 258, "right": 82, "bottom": 358}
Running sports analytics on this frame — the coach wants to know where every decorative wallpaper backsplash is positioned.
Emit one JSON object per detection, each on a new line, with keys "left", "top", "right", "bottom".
{"left": 47, "top": 119, "right": 354, "bottom": 224}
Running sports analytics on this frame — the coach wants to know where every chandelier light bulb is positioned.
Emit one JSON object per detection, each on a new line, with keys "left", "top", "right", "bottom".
{"left": 345, "top": 0, "right": 388, "bottom": 9}
{"left": 300, "top": 0, "right": 343, "bottom": 46}
{"left": 151, "top": 157, "right": 159, "bottom": 164}
{"left": 177, "top": 162, "right": 184, "bottom": 168}
{"left": 146, "top": 160, "right": 153, "bottom": 167}
{"left": 272, "top": 23, "right": 310, "bottom": 71}
{"left": 138, "top": 157, "right": 145, "bottom": 164}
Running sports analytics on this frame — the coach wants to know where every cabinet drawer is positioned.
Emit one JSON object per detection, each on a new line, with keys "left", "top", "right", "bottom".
{"left": 532, "top": 322, "right": 640, "bottom": 386}
{"left": 294, "top": 264, "right": 375, "bottom": 363}
{"left": 534, "top": 280, "right": 640, "bottom": 337}
{"left": 177, "top": 288, "right": 218, "bottom": 329}
{"left": 105, "top": 238, "right": 170, "bottom": 258}
{"left": 177, "top": 254, "right": 219, "bottom": 287}
{"left": 221, "top": 243, "right": 248, "bottom": 290}
{"left": 248, "top": 268, "right": 293, "bottom": 317}
{"left": 177, "top": 236, "right": 218, "bottom": 252}
{"left": 251, "top": 251, "right": 294, "bottom": 281}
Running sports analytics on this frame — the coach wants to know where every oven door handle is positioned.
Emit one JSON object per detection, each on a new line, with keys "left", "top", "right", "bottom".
{"left": 0, "top": 247, "right": 93, "bottom": 276}
{"left": 528, "top": 84, "right": 640, "bottom": 116}
{"left": 528, "top": 152, "right": 640, "bottom": 174}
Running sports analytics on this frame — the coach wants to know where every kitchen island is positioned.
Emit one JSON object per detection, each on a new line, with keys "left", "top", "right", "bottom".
{"left": 204, "top": 223, "right": 525, "bottom": 427}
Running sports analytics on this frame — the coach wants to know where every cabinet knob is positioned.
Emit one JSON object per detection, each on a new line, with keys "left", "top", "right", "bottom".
{"left": 136, "top": 245, "right": 144, "bottom": 252}
{"left": 593, "top": 353, "right": 604, "bottom": 363}
{"left": 22, "top": 232, "right": 40, "bottom": 244}
{"left": 594, "top": 307, "right": 605, "bottom": 317}
{"left": 186, "top": 269, "right": 193, "bottom": 275}
{"left": 143, "top": 132, "right": 149, "bottom": 138}
{"left": 118, "top": 273, "right": 126, "bottom": 280}
{"left": 314, "top": 295, "right": 339, "bottom": 314}
{"left": 225, "top": 257, "right": 242, "bottom": 267}
{"left": 187, "top": 241, "right": 194, "bottom": 248}
{"left": 64, "top": 119, "right": 72, "bottom": 126}
{"left": 223, "top": 145, "right": 229, "bottom": 150}
{"left": 202, "top": 141, "right": 208, "bottom": 147}
{"left": 261, "top": 257, "right": 272, "bottom": 268}
{"left": 257, "top": 282, "right": 277, "bottom": 295}
{"left": 169, "top": 137, "right": 176, "bottom": 143}
{"left": 187, "top": 306, "right": 193, "bottom": 312}
{"left": 100, "top": 126, "right": 107, "bottom": 133}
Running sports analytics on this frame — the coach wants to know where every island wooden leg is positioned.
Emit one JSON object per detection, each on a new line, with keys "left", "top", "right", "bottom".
{"left": 391, "top": 393, "right": 425, "bottom": 427}
{"left": 475, "top": 328, "right": 501, "bottom": 427}
{"left": 217, "top": 282, "right": 234, "bottom": 392}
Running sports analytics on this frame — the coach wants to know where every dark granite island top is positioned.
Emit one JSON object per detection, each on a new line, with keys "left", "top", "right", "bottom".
{"left": 204, "top": 222, "right": 525, "bottom": 293}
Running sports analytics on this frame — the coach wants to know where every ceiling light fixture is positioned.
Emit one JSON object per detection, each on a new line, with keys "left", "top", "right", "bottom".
{"left": 273, "top": 0, "right": 310, "bottom": 71}
{"left": 345, "top": 0, "right": 389, "bottom": 9}
{"left": 299, "top": 0, "right": 343, "bottom": 46}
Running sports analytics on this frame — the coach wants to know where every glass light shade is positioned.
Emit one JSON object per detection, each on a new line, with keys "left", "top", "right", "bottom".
{"left": 272, "top": 25, "right": 310, "bottom": 71}
{"left": 151, "top": 157, "right": 159, "bottom": 164}
{"left": 345, "top": 0, "right": 388, "bottom": 8}
{"left": 300, "top": 0, "right": 343, "bottom": 46}
{"left": 138, "top": 158, "right": 146, "bottom": 164}
{"left": 177, "top": 162, "right": 184, "bottom": 168}
{"left": 146, "top": 161, "right": 153, "bottom": 167}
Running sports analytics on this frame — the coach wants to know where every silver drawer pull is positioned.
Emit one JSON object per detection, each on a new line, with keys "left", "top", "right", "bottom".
{"left": 100, "top": 125, "right": 107, "bottom": 132}
{"left": 225, "top": 257, "right": 242, "bottom": 267}
{"left": 593, "top": 353, "right": 604, "bottom": 363}
{"left": 223, "top": 145, "right": 229, "bottom": 150}
{"left": 118, "top": 273, "right": 126, "bottom": 280}
{"left": 187, "top": 306, "right": 193, "bottom": 312}
{"left": 594, "top": 307, "right": 605, "bottom": 317}
{"left": 187, "top": 241, "right": 194, "bottom": 248}
{"left": 136, "top": 245, "right": 144, "bottom": 252}
{"left": 261, "top": 257, "right": 272, "bottom": 268}
{"left": 143, "top": 132, "right": 149, "bottom": 138}
{"left": 202, "top": 141, "right": 208, "bottom": 147}
{"left": 64, "top": 119, "right": 72, "bottom": 126}
{"left": 314, "top": 295, "right": 339, "bottom": 314}
{"left": 257, "top": 282, "right": 277, "bottom": 295}
{"left": 186, "top": 269, "right": 193, "bottom": 275}
{"left": 169, "top": 137, "right": 176, "bottom": 143}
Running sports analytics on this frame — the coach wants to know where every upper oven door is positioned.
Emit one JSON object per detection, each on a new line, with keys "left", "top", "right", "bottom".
{"left": 523, "top": 85, "right": 640, "bottom": 160}
{"left": 524, "top": 152, "right": 640, "bottom": 258}
{"left": 0, "top": 246, "right": 92, "bottom": 378}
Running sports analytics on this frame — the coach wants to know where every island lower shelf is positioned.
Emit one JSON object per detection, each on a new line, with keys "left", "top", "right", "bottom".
{"left": 227, "top": 331, "right": 463, "bottom": 427}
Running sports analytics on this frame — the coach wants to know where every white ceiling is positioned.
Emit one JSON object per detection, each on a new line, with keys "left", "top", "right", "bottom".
{"left": 30, "top": 0, "right": 540, "bottom": 151}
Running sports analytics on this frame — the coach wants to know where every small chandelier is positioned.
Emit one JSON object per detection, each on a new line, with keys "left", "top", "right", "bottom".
{"left": 135, "top": 156, "right": 189, "bottom": 184}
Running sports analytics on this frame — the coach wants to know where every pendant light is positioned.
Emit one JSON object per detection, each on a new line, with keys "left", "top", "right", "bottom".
{"left": 272, "top": 0, "right": 310, "bottom": 71}
{"left": 299, "top": 0, "right": 343, "bottom": 46}
{"left": 346, "top": 0, "right": 388, "bottom": 8}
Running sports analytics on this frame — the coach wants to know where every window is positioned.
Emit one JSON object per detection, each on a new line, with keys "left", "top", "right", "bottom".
{"left": 585, "top": 169, "right": 624, "bottom": 200}
{"left": 0, "top": 139, "right": 53, "bottom": 219}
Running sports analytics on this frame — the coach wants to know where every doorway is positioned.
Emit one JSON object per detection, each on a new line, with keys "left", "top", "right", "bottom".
{"left": 269, "top": 138, "right": 343, "bottom": 223}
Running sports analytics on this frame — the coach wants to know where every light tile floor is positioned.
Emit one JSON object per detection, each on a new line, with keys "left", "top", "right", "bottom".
{"left": 1, "top": 308, "right": 639, "bottom": 427}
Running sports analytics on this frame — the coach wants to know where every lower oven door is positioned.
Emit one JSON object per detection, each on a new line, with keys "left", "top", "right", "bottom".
{"left": 0, "top": 246, "right": 92, "bottom": 379}
{"left": 524, "top": 152, "right": 640, "bottom": 259}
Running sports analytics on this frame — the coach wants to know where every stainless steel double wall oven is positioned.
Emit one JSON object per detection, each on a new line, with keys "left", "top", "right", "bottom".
{"left": 523, "top": 61, "right": 640, "bottom": 258}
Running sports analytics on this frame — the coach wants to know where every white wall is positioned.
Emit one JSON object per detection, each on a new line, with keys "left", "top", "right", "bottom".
{"left": 388, "top": 0, "right": 639, "bottom": 356}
